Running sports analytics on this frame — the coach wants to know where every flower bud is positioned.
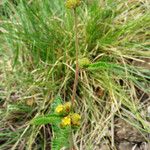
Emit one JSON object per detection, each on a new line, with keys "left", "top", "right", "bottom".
{"left": 71, "top": 113, "right": 81, "bottom": 126}
{"left": 78, "top": 57, "right": 91, "bottom": 68}
{"left": 64, "top": 102, "right": 72, "bottom": 113}
{"left": 65, "top": 0, "right": 81, "bottom": 9}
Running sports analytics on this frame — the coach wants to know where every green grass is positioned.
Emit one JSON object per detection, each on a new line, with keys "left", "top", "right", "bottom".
{"left": 0, "top": 0, "right": 150, "bottom": 149}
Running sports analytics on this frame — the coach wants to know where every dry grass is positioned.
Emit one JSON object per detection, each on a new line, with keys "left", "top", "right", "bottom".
{"left": 0, "top": 0, "right": 150, "bottom": 149}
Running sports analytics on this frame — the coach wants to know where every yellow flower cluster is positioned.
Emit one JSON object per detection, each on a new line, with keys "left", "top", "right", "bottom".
{"left": 61, "top": 113, "right": 81, "bottom": 127}
{"left": 64, "top": 102, "right": 72, "bottom": 113}
{"left": 55, "top": 102, "right": 71, "bottom": 114}
{"left": 65, "top": 0, "right": 81, "bottom": 9}
{"left": 55, "top": 104, "right": 64, "bottom": 113}
{"left": 55, "top": 102, "right": 81, "bottom": 127}
{"left": 61, "top": 116, "right": 71, "bottom": 126}
{"left": 71, "top": 113, "right": 81, "bottom": 126}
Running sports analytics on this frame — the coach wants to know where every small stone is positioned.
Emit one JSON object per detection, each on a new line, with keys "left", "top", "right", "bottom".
{"left": 115, "top": 118, "right": 145, "bottom": 142}
{"left": 118, "top": 141, "right": 134, "bottom": 150}
{"left": 139, "top": 142, "right": 150, "bottom": 150}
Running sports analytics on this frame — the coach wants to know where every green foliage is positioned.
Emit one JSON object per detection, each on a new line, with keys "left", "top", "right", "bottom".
{"left": 88, "top": 61, "right": 150, "bottom": 80}
{"left": 31, "top": 96, "right": 63, "bottom": 125}
{"left": 51, "top": 97, "right": 71, "bottom": 150}
{"left": 52, "top": 125, "right": 71, "bottom": 150}
{"left": 0, "top": 0, "right": 150, "bottom": 149}
{"left": 31, "top": 96, "right": 71, "bottom": 150}
{"left": 31, "top": 115, "right": 61, "bottom": 126}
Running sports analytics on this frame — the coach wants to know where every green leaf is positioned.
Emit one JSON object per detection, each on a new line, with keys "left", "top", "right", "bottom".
{"left": 52, "top": 125, "right": 71, "bottom": 150}
{"left": 31, "top": 114, "right": 60, "bottom": 125}
{"left": 87, "top": 61, "right": 121, "bottom": 70}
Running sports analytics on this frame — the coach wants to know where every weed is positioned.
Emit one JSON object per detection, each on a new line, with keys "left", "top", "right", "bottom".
{"left": 0, "top": 0, "right": 150, "bottom": 149}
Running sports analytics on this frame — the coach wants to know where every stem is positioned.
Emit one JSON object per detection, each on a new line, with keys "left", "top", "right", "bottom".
{"left": 71, "top": 8, "right": 79, "bottom": 107}
{"left": 70, "top": 8, "right": 79, "bottom": 150}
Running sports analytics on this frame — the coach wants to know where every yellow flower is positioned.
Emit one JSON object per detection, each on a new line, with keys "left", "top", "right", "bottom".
{"left": 61, "top": 116, "right": 71, "bottom": 126}
{"left": 55, "top": 105, "right": 64, "bottom": 114}
{"left": 71, "top": 113, "right": 81, "bottom": 126}
{"left": 65, "top": 0, "right": 81, "bottom": 9}
{"left": 64, "top": 102, "right": 72, "bottom": 113}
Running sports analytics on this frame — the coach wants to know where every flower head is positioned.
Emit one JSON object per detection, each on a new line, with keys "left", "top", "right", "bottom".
{"left": 71, "top": 113, "right": 81, "bottom": 126}
{"left": 61, "top": 116, "right": 71, "bottom": 126}
{"left": 64, "top": 102, "right": 72, "bottom": 113}
{"left": 55, "top": 104, "right": 64, "bottom": 114}
{"left": 78, "top": 57, "right": 91, "bottom": 68}
{"left": 65, "top": 0, "right": 81, "bottom": 9}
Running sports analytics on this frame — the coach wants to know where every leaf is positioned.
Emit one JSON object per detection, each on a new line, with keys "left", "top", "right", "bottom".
{"left": 87, "top": 61, "right": 120, "bottom": 70}
{"left": 31, "top": 114, "right": 60, "bottom": 125}
{"left": 52, "top": 125, "right": 71, "bottom": 150}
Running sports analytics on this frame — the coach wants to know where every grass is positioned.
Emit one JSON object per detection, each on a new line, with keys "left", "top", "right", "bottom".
{"left": 0, "top": 0, "right": 150, "bottom": 149}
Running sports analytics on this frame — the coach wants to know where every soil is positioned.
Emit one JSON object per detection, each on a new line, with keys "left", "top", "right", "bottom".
{"left": 115, "top": 118, "right": 150, "bottom": 150}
